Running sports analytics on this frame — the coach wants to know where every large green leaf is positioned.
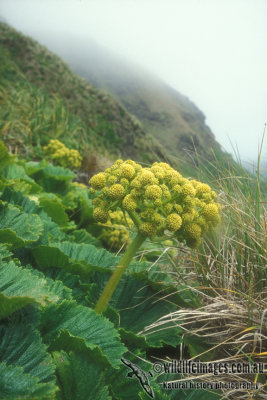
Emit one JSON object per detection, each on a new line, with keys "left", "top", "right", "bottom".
{"left": 29, "top": 163, "right": 75, "bottom": 194}
{"left": 0, "top": 362, "right": 45, "bottom": 399}
{"left": 2, "top": 163, "right": 33, "bottom": 181}
{"left": 43, "top": 268, "right": 91, "bottom": 306}
{"left": 42, "top": 164, "right": 75, "bottom": 181}
{"left": 0, "top": 202, "right": 43, "bottom": 247}
{"left": 24, "top": 265, "right": 73, "bottom": 302}
{"left": 39, "top": 300, "right": 127, "bottom": 368}
{"left": 0, "top": 187, "right": 65, "bottom": 244}
{"left": 88, "top": 272, "right": 183, "bottom": 348}
{"left": 39, "top": 194, "right": 69, "bottom": 226}
{"left": 70, "top": 229, "right": 101, "bottom": 247}
{"left": 53, "top": 350, "right": 111, "bottom": 400}
{"left": 32, "top": 241, "right": 118, "bottom": 277}
{"left": 1, "top": 163, "right": 41, "bottom": 193}
{"left": 0, "top": 324, "right": 56, "bottom": 399}
{"left": 0, "top": 261, "right": 60, "bottom": 318}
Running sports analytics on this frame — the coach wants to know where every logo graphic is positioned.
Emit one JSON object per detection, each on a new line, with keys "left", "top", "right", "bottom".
{"left": 121, "top": 357, "right": 155, "bottom": 398}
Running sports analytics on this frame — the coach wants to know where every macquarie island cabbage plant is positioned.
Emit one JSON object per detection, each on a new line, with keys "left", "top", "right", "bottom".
{"left": 43, "top": 139, "right": 82, "bottom": 169}
{"left": 89, "top": 159, "right": 221, "bottom": 313}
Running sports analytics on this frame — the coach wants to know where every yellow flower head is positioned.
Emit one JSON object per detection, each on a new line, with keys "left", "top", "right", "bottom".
{"left": 180, "top": 183, "right": 196, "bottom": 198}
{"left": 93, "top": 207, "right": 109, "bottom": 223}
{"left": 120, "top": 163, "right": 136, "bottom": 179}
{"left": 202, "top": 203, "right": 220, "bottom": 222}
{"left": 122, "top": 194, "right": 137, "bottom": 211}
{"left": 89, "top": 159, "right": 220, "bottom": 248}
{"left": 145, "top": 184, "right": 162, "bottom": 200}
{"left": 166, "top": 213, "right": 182, "bottom": 232}
{"left": 139, "top": 170, "right": 155, "bottom": 185}
{"left": 89, "top": 172, "right": 106, "bottom": 190}
{"left": 108, "top": 184, "right": 125, "bottom": 200}
{"left": 140, "top": 222, "right": 157, "bottom": 237}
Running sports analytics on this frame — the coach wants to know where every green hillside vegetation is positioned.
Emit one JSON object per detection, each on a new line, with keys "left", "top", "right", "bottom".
{"left": 42, "top": 33, "right": 234, "bottom": 173}
{"left": 0, "top": 22, "right": 166, "bottom": 172}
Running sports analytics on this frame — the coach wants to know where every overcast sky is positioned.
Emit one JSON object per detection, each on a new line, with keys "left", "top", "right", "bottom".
{"left": 1, "top": 0, "right": 266, "bottom": 164}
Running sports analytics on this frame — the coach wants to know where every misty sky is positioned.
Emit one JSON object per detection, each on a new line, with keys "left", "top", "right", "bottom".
{"left": 1, "top": 0, "right": 266, "bottom": 164}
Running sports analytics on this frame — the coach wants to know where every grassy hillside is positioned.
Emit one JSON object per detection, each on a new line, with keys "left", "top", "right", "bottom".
{"left": 0, "top": 22, "right": 166, "bottom": 174}
{"left": 38, "top": 34, "right": 234, "bottom": 171}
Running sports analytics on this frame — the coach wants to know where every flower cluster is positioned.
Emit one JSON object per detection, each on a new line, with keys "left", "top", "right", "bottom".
{"left": 101, "top": 210, "right": 133, "bottom": 250}
{"left": 89, "top": 159, "right": 221, "bottom": 248}
{"left": 43, "top": 139, "right": 82, "bottom": 169}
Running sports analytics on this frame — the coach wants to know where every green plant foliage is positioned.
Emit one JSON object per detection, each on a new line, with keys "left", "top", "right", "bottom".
{"left": 0, "top": 186, "right": 66, "bottom": 244}
{"left": 0, "top": 324, "right": 57, "bottom": 399}
{"left": 0, "top": 362, "right": 50, "bottom": 400}
{"left": 88, "top": 271, "right": 183, "bottom": 348}
{"left": 0, "top": 261, "right": 60, "bottom": 318}
{"left": 27, "top": 161, "right": 75, "bottom": 194}
{"left": 32, "top": 241, "right": 119, "bottom": 277}
{"left": 24, "top": 265, "right": 73, "bottom": 302}
{"left": 53, "top": 350, "right": 111, "bottom": 400}
{"left": 0, "top": 202, "right": 43, "bottom": 247}
{"left": 0, "top": 143, "right": 228, "bottom": 398}
{"left": 39, "top": 300, "right": 127, "bottom": 368}
{"left": 70, "top": 229, "right": 101, "bottom": 247}
{"left": 39, "top": 193, "right": 69, "bottom": 226}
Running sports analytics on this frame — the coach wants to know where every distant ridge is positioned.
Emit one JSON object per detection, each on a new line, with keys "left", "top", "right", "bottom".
{"left": 29, "top": 31, "right": 234, "bottom": 171}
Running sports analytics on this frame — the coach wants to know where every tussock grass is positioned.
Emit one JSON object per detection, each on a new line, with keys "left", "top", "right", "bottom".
{"left": 142, "top": 144, "right": 267, "bottom": 399}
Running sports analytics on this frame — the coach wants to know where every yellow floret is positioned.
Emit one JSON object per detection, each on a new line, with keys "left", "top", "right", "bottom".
{"left": 72, "top": 182, "right": 87, "bottom": 189}
{"left": 93, "top": 207, "right": 109, "bottom": 223}
{"left": 184, "top": 196, "right": 195, "bottom": 207}
{"left": 163, "top": 191, "right": 171, "bottom": 201}
{"left": 166, "top": 213, "right": 182, "bottom": 232}
{"left": 151, "top": 213, "right": 165, "bottom": 226}
{"left": 158, "top": 162, "right": 171, "bottom": 169}
{"left": 140, "top": 222, "right": 157, "bottom": 237}
{"left": 120, "top": 163, "right": 135, "bottom": 179}
{"left": 130, "top": 178, "right": 142, "bottom": 189}
{"left": 115, "top": 159, "right": 124, "bottom": 165}
{"left": 196, "top": 183, "right": 211, "bottom": 196}
{"left": 139, "top": 171, "right": 155, "bottom": 185}
{"left": 182, "top": 212, "right": 195, "bottom": 224}
{"left": 202, "top": 203, "right": 220, "bottom": 221}
{"left": 108, "top": 175, "right": 118, "bottom": 185}
{"left": 122, "top": 194, "right": 137, "bottom": 211}
{"left": 180, "top": 183, "right": 196, "bottom": 197}
{"left": 108, "top": 184, "right": 125, "bottom": 200}
{"left": 164, "top": 203, "right": 173, "bottom": 214}
{"left": 89, "top": 172, "right": 106, "bottom": 190}
{"left": 184, "top": 223, "right": 202, "bottom": 239}
{"left": 120, "top": 178, "right": 129, "bottom": 187}
{"left": 173, "top": 184, "right": 182, "bottom": 195}
{"left": 154, "top": 199, "right": 162, "bottom": 207}
{"left": 145, "top": 185, "right": 162, "bottom": 200}
{"left": 130, "top": 188, "right": 142, "bottom": 199}
{"left": 174, "top": 204, "right": 183, "bottom": 214}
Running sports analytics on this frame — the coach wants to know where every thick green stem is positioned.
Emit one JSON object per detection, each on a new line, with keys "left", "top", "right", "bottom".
{"left": 95, "top": 231, "right": 146, "bottom": 314}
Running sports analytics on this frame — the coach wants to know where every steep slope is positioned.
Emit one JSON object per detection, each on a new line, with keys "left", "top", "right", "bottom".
{"left": 0, "top": 22, "right": 165, "bottom": 171}
{"left": 32, "top": 32, "right": 231, "bottom": 169}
